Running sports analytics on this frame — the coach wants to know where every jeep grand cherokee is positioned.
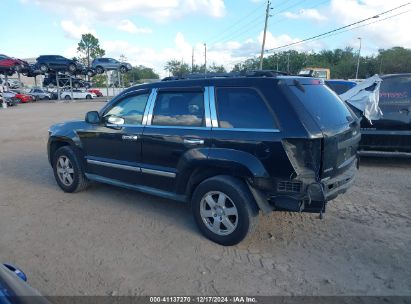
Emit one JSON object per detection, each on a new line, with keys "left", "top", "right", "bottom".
{"left": 47, "top": 72, "right": 360, "bottom": 245}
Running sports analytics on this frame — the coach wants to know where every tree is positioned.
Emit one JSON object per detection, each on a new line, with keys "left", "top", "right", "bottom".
{"left": 77, "top": 33, "right": 105, "bottom": 67}
{"left": 164, "top": 60, "right": 191, "bottom": 76}
{"left": 208, "top": 63, "right": 227, "bottom": 73}
{"left": 122, "top": 65, "right": 160, "bottom": 85}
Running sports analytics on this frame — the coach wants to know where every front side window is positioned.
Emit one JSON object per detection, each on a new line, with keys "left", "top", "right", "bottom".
{"left": 152, "top": 91, "right": 204, "bottom": 127}
{"left": 105, "top": 93, "right": 150, "bottom": 125}
{"left": 215, "top": 87, "right": 276, "bottom": 129}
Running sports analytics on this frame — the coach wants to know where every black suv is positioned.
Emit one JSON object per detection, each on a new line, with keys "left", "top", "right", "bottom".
{"left": 47, "top": 73, "right": 360, "bottom": 245}
{"left": 360, "top": 73, "right": 411, "bottom": 152}
{"left": 36, "top": 55, "right": 84, "bottom": 74}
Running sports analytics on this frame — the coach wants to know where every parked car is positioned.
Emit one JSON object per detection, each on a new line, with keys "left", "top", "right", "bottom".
{"left": 92, "top": 57, "right": 132, "bottom": 74}
{"left": 28, "top": 88, "right": 53, "bottom": 100}
{"left": 4, "top": 90, "right": 34, "bottom": 103}
{"left": 60, "top": 89, "right": 96, "bottom": 100}
{"left": 0, "top": 77, "right": 23, "bottom": 89}
{"left": 88, "top": 88, "right": 103, "bottom": 97}
{"left": 47, "top": 72, "right": 360, "bottom": 245}
{"left": 325, "top": 79, "right": 357, "bottom": 95}
{"left": 0, "top": 54, "right": 29, "bottom": 75}
{"left": 1, "top": 97, "right": 19, "bottom": 107}
{"left": 36, "top": 55, "right": 84, "bottom": 74}
{"left": 360, "top": 73, "right": 411, "bottom": 152}
{"left": 43, "top": 74, "right": 90, "bottom": 89}
{"left": 0, "top": 263, "right": 50, "bottom": 304}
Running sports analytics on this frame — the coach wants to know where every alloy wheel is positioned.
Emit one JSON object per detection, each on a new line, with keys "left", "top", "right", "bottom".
{"left": 200, "top": 191, "right": 238, "bottom": 236}
{"left": 56, "top": 155, "right": 74, "bottom": 186}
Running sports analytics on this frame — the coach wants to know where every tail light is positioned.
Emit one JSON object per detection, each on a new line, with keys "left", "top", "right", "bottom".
{"left": 281, "top": 138, "right": 322, "bottom": 180}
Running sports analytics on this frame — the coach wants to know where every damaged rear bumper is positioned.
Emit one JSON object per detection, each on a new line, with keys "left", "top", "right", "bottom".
{"left": 249, "top": 159, "right": 358, "bottom": 214}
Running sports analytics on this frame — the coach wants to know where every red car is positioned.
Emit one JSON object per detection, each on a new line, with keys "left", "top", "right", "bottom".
{"left": 6, "top": 91, "right": 34, "bottom": 103}
{"left": 88, "top": 89, "right": 103, "bottom": 97}
{"left": 0, "top": 54, "right": 29, "bottom": 75}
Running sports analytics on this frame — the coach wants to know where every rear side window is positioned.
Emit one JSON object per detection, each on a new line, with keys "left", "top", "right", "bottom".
{"left": 152, "top": 91, "right": 204, "bottom": 127}
{"left": 289, "top": 84, "right": 353, "bottom": 129}
{"left": 215, "top": 87, "right": 275, "bottom": 129}
{"left": 379, "top": 76, "right": 411, "bottom": 104}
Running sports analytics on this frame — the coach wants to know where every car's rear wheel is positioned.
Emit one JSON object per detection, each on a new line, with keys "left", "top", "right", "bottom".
{"left": 68, "top": 63, "right": 76, "bottom": 72}
{"left": 120, "top": 66, "right": 127, "bottom": 73}
{"left": 53, "top": 146, "right": 90, "bottom": 193}
{"left": 96, "top": 66, "right": 104, "bottom": 74}
{"left": 192, "top": 175, "right": 259, "bottom": 246}
{"left": 44, "top": 96, "right": 50, "bottom": 100}
{"left": 64, "top": 95, "right": 71, "bottom": 100}
{"left": 85, "top": 94, "right": 92, "bottom": 99}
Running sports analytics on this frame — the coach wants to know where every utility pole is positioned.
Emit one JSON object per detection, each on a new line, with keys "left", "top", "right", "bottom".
{"left": 204, "top": 43, "right": 207, "bottom": 76}
{"left": 192, "top": 47, "right": 194, "bottom": 73}
{"left": 355, "top": 37, "right": 362, "bottom": 79}
{"left": 259, "top": 0, "right": 272, "bottom": 70}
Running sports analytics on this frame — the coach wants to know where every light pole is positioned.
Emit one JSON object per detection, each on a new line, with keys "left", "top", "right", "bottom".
{"left": 355, "top": 37, "right": 362, "bottom": 79}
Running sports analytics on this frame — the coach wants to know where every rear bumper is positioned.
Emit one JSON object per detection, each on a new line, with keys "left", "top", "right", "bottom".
{"left": 256, "top": 158, "right": 358, "bottom": 214}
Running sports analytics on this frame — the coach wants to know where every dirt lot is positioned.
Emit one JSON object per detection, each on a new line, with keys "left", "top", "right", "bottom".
{"left": 0, "top": 101, "right": 410, "bottom": 296}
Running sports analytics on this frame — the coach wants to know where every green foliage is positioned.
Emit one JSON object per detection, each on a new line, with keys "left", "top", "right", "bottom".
{"left": 77, "top": 33, "right": 105, "bottom": 67}
{"left": 208, "top": 63, "right": 227, "bottom": 73}
{"left": 122, "top": 65, "right": 160, "bottom": 85}
{"left": 165, "top": 59, "right": 191, "bottom": 76}
{"left": 231, "top": 46, "right": 411, "bottom": 79}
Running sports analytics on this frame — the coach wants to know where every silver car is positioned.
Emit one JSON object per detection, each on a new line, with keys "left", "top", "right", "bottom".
{"left": 28, "top": 88, "right": 53, "bottom": 100}
{"left": 91, "top": 58, "right": 132, "bottom": 74}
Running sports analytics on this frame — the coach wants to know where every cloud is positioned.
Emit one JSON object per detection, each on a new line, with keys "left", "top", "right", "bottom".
{"left": 326, "top": 0, "right": 411, "bottom": 50}
{"left": 27, "top": 0, "right": 226, "bottom": 23}
{"left": 116, "top": 20, "right": 152, "bottom": 34}
{"left": 282, "top": 8, "right": 327, "bottom": 21}
{"left": 60, "top": 20, "right": 96, "bottom": 40}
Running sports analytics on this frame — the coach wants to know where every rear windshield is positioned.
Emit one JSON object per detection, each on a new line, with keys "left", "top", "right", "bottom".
{"left": 289, "top": 84, "right": 353, "bottom": 129}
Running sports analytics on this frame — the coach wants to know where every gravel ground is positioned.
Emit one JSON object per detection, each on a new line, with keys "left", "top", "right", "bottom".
{"left": 0, "top": 101, "right": 410, "bottom": 296}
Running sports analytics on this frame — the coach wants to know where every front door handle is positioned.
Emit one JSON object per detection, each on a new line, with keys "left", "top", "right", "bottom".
{"left": 184, "top": 138, "right": 204, "bottom": 145}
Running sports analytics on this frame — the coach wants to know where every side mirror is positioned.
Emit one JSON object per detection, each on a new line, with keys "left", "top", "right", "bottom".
{"left": 85, "top": 111, "right": 100, "bottom": 124}
{"left": 106, "top": 115, "right": 125, "bottom": 126}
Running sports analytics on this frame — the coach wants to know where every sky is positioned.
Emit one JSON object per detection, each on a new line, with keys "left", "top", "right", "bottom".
{"left": 1, "top": 0, "right": 411, "bottom": 77}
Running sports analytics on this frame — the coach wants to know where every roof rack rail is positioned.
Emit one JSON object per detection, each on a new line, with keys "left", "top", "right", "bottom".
{"left": 161, "top": 70, "right": 288, "bottom": 81}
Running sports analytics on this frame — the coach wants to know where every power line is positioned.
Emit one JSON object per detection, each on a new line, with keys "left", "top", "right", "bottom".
{"left": 206, "top": 1, "right": 266, "bottom": 44}
{"left": 298, "top": 8, "right": 411, "bottom": 46}
{"left": 265, "top": 1, "right": 411, "bottom": 52}
{"left": 269, "top": 0, "right": 330, "bottom": 25}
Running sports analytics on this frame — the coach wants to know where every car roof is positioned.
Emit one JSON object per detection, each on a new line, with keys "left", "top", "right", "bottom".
{"left": 381, "top": 73, "right": 411, "bottom": 78}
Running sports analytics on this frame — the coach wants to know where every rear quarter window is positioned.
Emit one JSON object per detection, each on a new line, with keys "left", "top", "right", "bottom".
{"left": 289, "top": 84, "right": 353, "bottom": 130}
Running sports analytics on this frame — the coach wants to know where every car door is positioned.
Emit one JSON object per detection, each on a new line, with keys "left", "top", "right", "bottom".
{"left": 140, "top": 87, "right": 211, "bottom": 192}
{"left": 78, "top": 89, "right": 153, "bottom": 185}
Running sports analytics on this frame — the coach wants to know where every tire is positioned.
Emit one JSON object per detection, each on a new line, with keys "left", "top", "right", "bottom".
{"left": 120, "top": 66, "right": 127, "bottom": 73}
{"left": 44, "top": 96, "right": 50, "bottom": 100}
{"left": 64, "top": 95, "right": 71, "bottom": 100}
{"left": 68, "top": 63, "right": 76, "bottom": 72}
{"left": 39, "top": 64, "right": 48, "bottom": 73}
{"left": 85, "top": 95, "right": 92, "bottom": 100}
{"left": 96, "top": 66, "right": 104, "bottom": 74}
{"left": 52, "top": 146, "right": 90, "bottom": 193}
{"left": 191, "top": 175, "right": 259, "bottom": 246}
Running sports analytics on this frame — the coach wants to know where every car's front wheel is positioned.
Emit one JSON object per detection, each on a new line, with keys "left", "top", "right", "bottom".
{"left": 192, "top": 175, "right": 259, "bottom": 246}
{"left": 64, "top": 95, "right": 71, "bottom": 100}
{"left": 85, "top": 94, "right": 92, "bottom": 99}
{"left": 53, "top": 146, "right": 90, "bottom": 193}
{"left": 96, "top": 66, "right": 104, "bottom": 74}
{"left": 68, "top": 63, "right": 76, "bottom": 72}
{"left": 39, "top": 64, "right": 48, "bottom": 73}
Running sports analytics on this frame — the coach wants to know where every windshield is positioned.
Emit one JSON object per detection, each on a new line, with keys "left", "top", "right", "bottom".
{"left": 289, "top": 84, "right": 353, "bottom": 130}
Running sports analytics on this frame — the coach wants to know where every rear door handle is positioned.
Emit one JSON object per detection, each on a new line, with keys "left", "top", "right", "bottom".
{"left": 184, "top": 138, "right": 204, "bottom": 145}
